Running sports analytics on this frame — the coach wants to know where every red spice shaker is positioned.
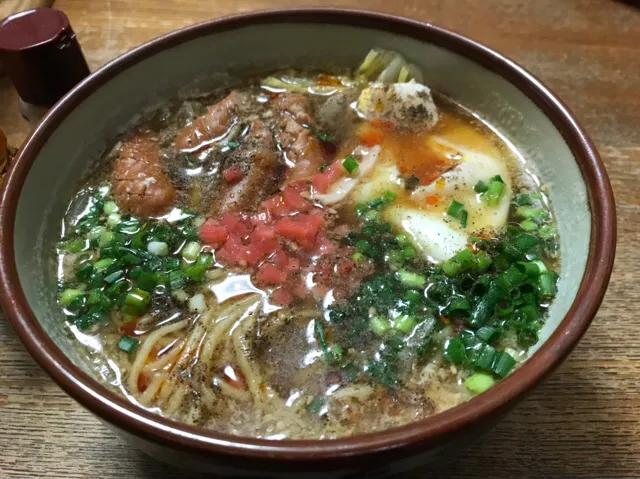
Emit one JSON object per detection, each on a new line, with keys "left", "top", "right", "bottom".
{"left": 0, "top": 8, "right": 90, "bottom": 122}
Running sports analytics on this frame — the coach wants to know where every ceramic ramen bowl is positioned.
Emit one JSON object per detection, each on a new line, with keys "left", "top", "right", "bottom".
{"left": 0, "top": 8, "right": 615, "bottom": 477}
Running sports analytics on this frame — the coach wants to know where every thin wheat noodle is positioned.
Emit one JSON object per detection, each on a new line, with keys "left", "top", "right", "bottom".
{"left": 127, "top": 318, "right": 189, "bottom": 395}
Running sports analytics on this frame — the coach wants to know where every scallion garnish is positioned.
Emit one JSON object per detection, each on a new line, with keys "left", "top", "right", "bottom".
{"left": 342, "top": 155, "right": 359, "bottom": 175}
{"left": 446, "top": 200, "right": 469, "bottom": 228}
{"left": 117, "top": 335, "right": 139, "bottom": 354}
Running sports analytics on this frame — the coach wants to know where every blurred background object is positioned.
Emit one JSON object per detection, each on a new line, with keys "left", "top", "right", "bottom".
{"left": 0, "top": 7, "right": 89, "bottom": 121}
{"left": 0, "top": 0, "right": 53, "bottom": 73}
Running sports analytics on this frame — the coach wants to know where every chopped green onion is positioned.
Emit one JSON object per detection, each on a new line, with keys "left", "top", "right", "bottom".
{"left": 352, "top": 252, "right": 365, "bottom": 263}
{"left": 342, "top": 156, "right": 359, "bottom": 175}
{"left": 106, "top": 213, "right": 121, "bottom": 227}
{"left": 99, "top": 230, "right": 114, "bottom": 247}
{"left": 385, "top": 250, "right": 403, "bottom": 265}
{"left": 476, "top": 326, "right": 499, "bottom": 343}
{"left": 76, "top": 263, "right": 94, "bottom": 282}
{"left": 88, "top": 226, "right": 106, "bottom": 240}
{"left": 306, "top": 396, "right": 325, "bottom": 415}
{"left": 60, "top": 289, "right": 84, "bottom": 306}
{"left": 370, "top": 316, "right": 391, "bottom": 336}
{"left": 402, "top": 245, "right": 416, "bottom": 260}
{"left": 482, "top": 179, "right": 505, "bottom": 206}
{"left": 515, "top": 207, "right": 547, "bottom": 223}
{"left": 443, "top": 338, "right": 466, "bottom": 364}
{"left": 329, "top": 345, "right": 343, "bottom": 363}
{"left": 60, "top": 239, "right": 88, "bottom": 253}
{"left": 103, "top": 270, "right": 124, "bottom": 284}
{"left": 147, "top": 241, "right": 169, "bottom": 256}
{"left": 464, "top": 372, "right": 496, "bottom": 395}
{"left": 491, "top": 351, "right": 516, "bottom": 378}
{"left": 539, "top": 272, "right": 558, "bottom": 297}
{"left": 454, "top": 249, "right": 474, "bottom": 269}
{"left": 474, "top": 180, "right": 488, "bottom": 193}
{"left": 382, "top": 190, "right": 397, "bottom": 204}
{"left": 94, "top": 258, "right": 115, "bottom": 272}
{"left": 404, "top": 290, "right": 422, "bottom": 303}
{"left": 168, "top": 270, "right": 185, "bottom": 289}
{"left": 122, "top": 288, "right": 150, "bottom": 316}
{"left": 516, "top": 261, "right": 541, "bottom": 277}
{"left": 515, "top": 234, "right": 539, "bottom": 252}
{"left": 474, "top": 252, "right": 492, "bottom": 272}
{"left": 474, "top": 343, "right": 497, "bottom": 371}
{"left": 393, "top": 314, "right": 416, "bottom": 334}
{"left": 136, "top": 270, "right": 157, "bottom": 291}
{"left": 445, "top": 296, "right": 471, "bottom": 317}
{"left": 363, "top": 209, "right": 379, "bottom": 222}
{"left": 355, "top": 239, "right": 372, "bottom": 254}
{"left": 442, "top": 259, "right": 462, "bottom": 277}
{"left": 395, "top": 234, "right": 409, "bottom": 246}
{"left": 103, "top": 201, "right": 119, "bottom": 215}
{"left": 181, "top": 241, "right": 201, "bottom": 262}
{"left": 447, "top": 200, "right": 469, "bottom": 228}
{"left": 117, "top": 335, "right": 139, "bottom": 355}
{"left": 532, "top": 260, "right": 547, "bottom": 273}
{"left": 314, "top": 131, "right": 335, "bottom": 143}
{"left": 397, "top": 269, "right": 426, "bottom": 288}
{"left": 447, "top": 200, "right": 464, "bottom": 218}
{"left": 519, "top": 219, "right": 538, "bottom": 232}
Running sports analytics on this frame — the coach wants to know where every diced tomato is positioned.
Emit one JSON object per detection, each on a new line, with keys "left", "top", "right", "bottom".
{"left": 282, "top": 186, "right": 309, "bottom": 211}
{"left": 292, "top": 282, "right": 309, "bottom": 298}
{"left": 426, "top": 195, "right": 440, "bottom": 205}
{"left": 216, "top": 233, "right": 243, "bottom": 265}
{"left": 312, "top": 173, "right": 330, "bottom": 194}
{"left": 257, "top": 263, "right": 288, "bottom": 285}
{"left": 312, "top": 231, "right": 335, "bottom": 255}
{"left": 199, "top": 219, "right": 228, "bottom": 248}
{"left": 273, "top": 250, "right": 289, "bottom": 269}
{"left": 261, "top": 195, "right": 281, "bottom": 213}
{"left": 271, "top": 287, "right": 294, "bottom": 306}
{"left": 311, "top": 284, "right": 330, "bottom": 301}
{"left": 251, "top": 224, "right": 275, "bottom": 242}
{"left": 250, "top": 210, "right": 272, "bottom": 225}
{"left": 222, "top": 165, "right": 244, "bottom": 183}
{"left": 221, "top": 213, "right": 251, "bottom": 237}
{"left": 275, "top": 215, "right": 322, "bottom": 248}
{"left": 324, "top": 161, "right": 343, "bottom": 185}
{"left": 285, "top": 257, "right": 300, "bottom": 273}
{"left": 239, "top": 246, "right": 265, "bottom": 267}
{"left": 250, "top": 237, "right": 278, "bottom": 260}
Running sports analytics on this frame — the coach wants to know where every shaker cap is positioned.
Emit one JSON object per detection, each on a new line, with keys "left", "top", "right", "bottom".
{"left": 0, "top": 8, "right": 90, "bottom": 107}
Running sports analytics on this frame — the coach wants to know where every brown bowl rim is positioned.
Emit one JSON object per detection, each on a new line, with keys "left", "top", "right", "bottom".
{"left": 0, "top": 8, "right": 616, "bottom": 462}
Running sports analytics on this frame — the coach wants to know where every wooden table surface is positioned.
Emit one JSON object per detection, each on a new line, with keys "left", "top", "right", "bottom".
{"left": 1, "top": 1, "right": 639, "bottom": 477}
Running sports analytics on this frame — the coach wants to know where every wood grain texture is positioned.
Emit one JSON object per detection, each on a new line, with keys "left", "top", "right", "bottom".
{"left": 0, "top": 0, "right": 638, "bottom": 477}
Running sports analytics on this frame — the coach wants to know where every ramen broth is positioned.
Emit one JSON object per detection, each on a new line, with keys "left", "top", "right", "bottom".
{"left": 55, "top": 50, "right": 559, "bottom": 439}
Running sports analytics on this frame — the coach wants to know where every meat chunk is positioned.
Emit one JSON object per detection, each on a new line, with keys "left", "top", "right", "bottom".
{"left": 174, "top": 90, "right": 246, "bottom": 151}
{"left": 112, "top": 133, "right": 176, "bottom": 217}
{"left": 273, "top": 93, "right": 328, "bottom": 183}
{"left": 210, "top": 120, "right": 279, "bottom": 216}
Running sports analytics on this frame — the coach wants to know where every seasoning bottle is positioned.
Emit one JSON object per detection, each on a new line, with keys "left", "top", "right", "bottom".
{"left": 0, "top": 8, "right": 90, "bottom": 123}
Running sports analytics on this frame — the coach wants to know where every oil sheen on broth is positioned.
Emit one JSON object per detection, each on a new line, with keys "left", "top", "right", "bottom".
{"left": 55, "top": 49, "right": 559, "bottom": 439}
